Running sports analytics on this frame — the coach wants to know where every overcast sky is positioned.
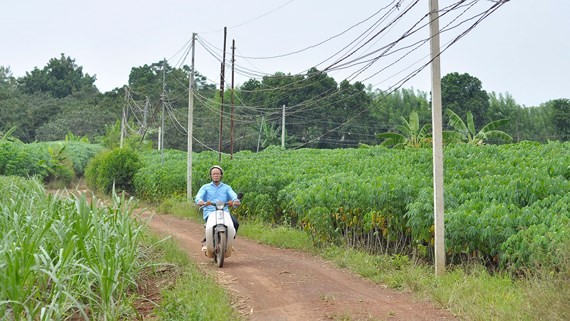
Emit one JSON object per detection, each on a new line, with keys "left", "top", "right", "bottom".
{"left": 2, "top": 0, "right": 568, "bottom": 107}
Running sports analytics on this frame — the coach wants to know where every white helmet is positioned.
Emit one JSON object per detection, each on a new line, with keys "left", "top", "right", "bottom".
{"left": 209, "top": 165, "right": 223, "bottom": 177}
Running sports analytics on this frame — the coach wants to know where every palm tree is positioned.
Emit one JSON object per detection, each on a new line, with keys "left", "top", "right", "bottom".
{"left": 376, "top": 111, "right": 431, "bottom": 149}
{"left": 445, "top": 110, "right": 512, "bottom": 145}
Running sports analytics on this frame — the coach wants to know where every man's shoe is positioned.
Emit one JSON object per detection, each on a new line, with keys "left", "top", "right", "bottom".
{"left": 201, "top": 244, "right": 207, "bottom": 252}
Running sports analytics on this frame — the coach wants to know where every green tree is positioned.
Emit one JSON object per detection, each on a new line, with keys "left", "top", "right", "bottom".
{"left": 34, "top": 104, "right": 116, "bottom": 142}
{"left": 442, "top": 72, "right": 489, "bottom": 129}
{"left": 0, "top": 92, "right": 63, "bottom": 142}
{"left": 238, "top": 68, "right": 379, "bottom": 149}
{"left": 0, "top": 66, "right": 17, "bottom": 100}
{"left": 517, "top": 105, "right": 556, "bottom": 142}
{"left": 376, "top": 111, "right": 431, "bottom": 148}
{"left": 548, "top": 98, "right": 570, "bottom": 141}
{"left": 127, "top": 59, "right": 206, "bottom": 102}
{"left": 487, "top": 92, "right": 524, "bottom": 142}
{"left": 238, "top": 69, "right": 327, "bottom": 148}
{"left": 370, "top": 88, "right": 431, "bottom": 133}
{"left": 445, "top": 109, "right": 512, "bottom": 145}
{"left": 324, "top": 80, "right": 374, "bottom": 147}
{"left": 126, "top": 60, "right": 218, "bottom": 151}
{"left": 19, "top": 54, "right": 97, "bottom": 98}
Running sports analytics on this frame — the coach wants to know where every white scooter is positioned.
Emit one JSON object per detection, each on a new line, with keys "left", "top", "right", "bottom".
{"left": 201, "top": 199, "right": 239, "bottom": 267}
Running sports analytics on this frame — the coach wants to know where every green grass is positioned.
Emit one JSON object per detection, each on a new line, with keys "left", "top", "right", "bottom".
{"left": 240, "top": 223, "right": 314, "bottom": 251}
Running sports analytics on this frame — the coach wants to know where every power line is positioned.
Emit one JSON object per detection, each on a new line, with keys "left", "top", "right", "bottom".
{"left": 132, "top": 0, "right": 510, "bottom": 150}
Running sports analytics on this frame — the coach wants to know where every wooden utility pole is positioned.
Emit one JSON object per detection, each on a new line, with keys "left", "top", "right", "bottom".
{"left": 161, "top": 58, "right": 166, "bottom": 164}
{"left": 121, "top": 87, "right": 127, "bottom": 148}
{"left": 230, "top": 39, "right": 235, "bottom": 159}
{"left": 281, "top": 105, "right": 286, "bottom": 148}
{"left": 218, "top": 27, "right": 227, "bottom": 162}
{"left": 429, "top": 0, "right": 445, "bottom": 275}
{"left": 142, "top": 96, "right": 149, "bottom": 134}
{"left": 139, "top": 97, "right": 151, "bottom": 142}
{"left": 187, "top": 33, "right": 196, "bottom": 200}
{"left": 257, "top": 116, "right": 264, "bottom": 153}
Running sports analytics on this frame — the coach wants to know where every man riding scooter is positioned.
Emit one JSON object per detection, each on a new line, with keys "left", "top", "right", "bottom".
{"left": 195, "top": 165, "right": 240, "bottom": 251}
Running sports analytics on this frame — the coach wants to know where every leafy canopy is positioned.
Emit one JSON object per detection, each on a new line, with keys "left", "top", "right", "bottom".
{"left": 19, "top": 53, "right": 97, "bottom": 98}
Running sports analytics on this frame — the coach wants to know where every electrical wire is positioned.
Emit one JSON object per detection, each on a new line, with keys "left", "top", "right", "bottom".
{"left": 124, "top": 0, "right": 510, "bottom": 150}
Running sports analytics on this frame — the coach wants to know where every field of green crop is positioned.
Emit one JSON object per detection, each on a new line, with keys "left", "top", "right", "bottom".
{"left": 2, "top": 139, "right": 569, "bottom": 274}
{"left": 136, "top": 142, "right": 569, "bottom": 273}
{"left": 0, "top": 176, "right": 145, "bottom": 320}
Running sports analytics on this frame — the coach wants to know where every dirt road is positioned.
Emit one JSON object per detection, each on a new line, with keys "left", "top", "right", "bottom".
{"left": 145, "top": 212, "right": 457, "bottom": 321}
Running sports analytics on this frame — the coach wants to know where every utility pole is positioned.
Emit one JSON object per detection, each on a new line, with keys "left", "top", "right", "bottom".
{"left": 218, "top": 27, "right": 227, "bottom": 163}
{"left": 142, "top": 96, "right": 149, "bottom": 134}
{"left": 140, "top": 96, "right": 150, "bottom": 142}
{"left": 187, "top": 33, "right": 196, "bottom": 200}
{"left": 257, "top": 116, "right": 263, "bottom": 153}
{"left": 161, "top": 58, "right": 166, "bottom": 164}
{"left": 281, "top": 104, "right": 286, "bottom": 148}
{"left": 230, "top": 39, "right": 235, "bottom": 159}
{"left": 121, "top": 87, "right": 127, "bottom": 148}
{"left": 157, "top": 127, "right": 161, "bottom": 150}
{"left": 429, "top": 0, "right": 445, "bottom": 275}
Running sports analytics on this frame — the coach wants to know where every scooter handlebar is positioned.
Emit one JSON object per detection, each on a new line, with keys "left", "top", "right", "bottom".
{"left": 198, "top": 200, "right": 239, "bottom": 210}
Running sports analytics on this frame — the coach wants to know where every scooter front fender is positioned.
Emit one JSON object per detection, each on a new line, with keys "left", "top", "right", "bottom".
{"left": 205, "top": 210, "right": 236, "bottom": 258}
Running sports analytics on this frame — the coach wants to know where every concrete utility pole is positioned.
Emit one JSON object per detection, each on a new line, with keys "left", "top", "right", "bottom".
{"left": 187, "top": 33, "right": 196, "bottom": 201}
{"left": 429, "top": 0, "right": 446, "bottom": 275}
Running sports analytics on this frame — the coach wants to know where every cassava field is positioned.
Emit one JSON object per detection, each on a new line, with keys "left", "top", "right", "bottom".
{"left": 1, "top": 139, "right": 569, "bottom": 319}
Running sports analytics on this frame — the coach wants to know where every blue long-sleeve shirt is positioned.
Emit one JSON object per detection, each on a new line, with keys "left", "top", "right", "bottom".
{"left": 195, "top": 181, "right": 239, "bottom": 220}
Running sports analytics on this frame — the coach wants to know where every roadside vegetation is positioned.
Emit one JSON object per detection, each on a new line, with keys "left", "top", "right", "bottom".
{"left": 1, "top": 123, "right": 569, "bottom": 320}
{"left": 0, "top": 177, "right": 145, "bottom": 320}
{"left": 166, "top": 202, "right": 570, "bottom": 321}
{"left": 0, "top": 176, "right": 240, "bottom": 320}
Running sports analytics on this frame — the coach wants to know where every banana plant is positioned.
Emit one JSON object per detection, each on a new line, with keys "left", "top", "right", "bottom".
{"left": 376, "top": 111, "right": 431, "bottom": 149}
{"left": 0, "top": 126, "right": 21, "bottom": 142}
{"left": 445, "top": 110, "right": 512, "bottom": 145}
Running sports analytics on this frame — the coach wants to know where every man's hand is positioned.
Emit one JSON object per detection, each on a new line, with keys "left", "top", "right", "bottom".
{"left": 232, "top": 199, "right": 240, "bottom": 207}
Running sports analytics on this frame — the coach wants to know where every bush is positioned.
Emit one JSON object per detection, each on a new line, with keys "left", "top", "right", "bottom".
{"left": 0, "top": 141, "right": 48, "bottom": 178}
{"left": 134, "top": 159, "right": 187, "bottom": 202}
{"left": 44, "top": 141, "right": 105, "bottom": 176}
{"left": 85, "top": 148, "right": 142, "bottom": 194}
{"left": 84, "top": 150, "right": 105, "bottom": 189}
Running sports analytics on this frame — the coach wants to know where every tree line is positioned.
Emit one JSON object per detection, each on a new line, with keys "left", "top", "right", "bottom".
{"left": 1, "top": 54, "right": 568, "bottom": 150}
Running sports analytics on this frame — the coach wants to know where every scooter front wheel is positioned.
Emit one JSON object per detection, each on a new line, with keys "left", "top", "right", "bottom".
{"left": 214, "top": 231, "right": 226, "bottom": 268}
